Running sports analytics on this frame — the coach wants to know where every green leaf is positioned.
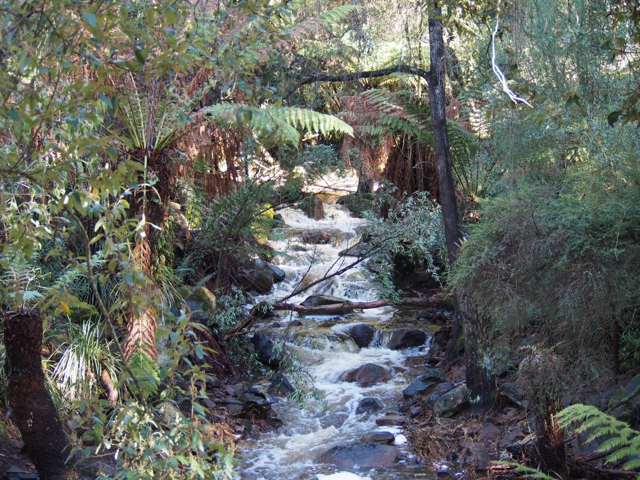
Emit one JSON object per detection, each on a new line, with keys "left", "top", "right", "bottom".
{"left": 608, "top": 110, "right": 622, "bottom": 127}
{"left": 85, "top": 13, "right": 97, "bottom": 27}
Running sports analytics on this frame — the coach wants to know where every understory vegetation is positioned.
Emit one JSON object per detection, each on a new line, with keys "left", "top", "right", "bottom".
{"left": 0, "top": 0, "right": 639, "bottom": 478}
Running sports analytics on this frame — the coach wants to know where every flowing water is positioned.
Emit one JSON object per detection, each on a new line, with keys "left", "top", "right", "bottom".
{"left": 238, "top": 202, "right": 441, "bottom": 480}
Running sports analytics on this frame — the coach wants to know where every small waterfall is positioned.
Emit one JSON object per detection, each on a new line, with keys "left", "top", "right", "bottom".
{"left": 238, "top": 201, "right": 437, "bottom": 480}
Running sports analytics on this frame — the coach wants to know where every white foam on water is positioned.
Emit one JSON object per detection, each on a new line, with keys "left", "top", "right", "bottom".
{"left": 316, "top": 473, "right": 372, "bottom": 480}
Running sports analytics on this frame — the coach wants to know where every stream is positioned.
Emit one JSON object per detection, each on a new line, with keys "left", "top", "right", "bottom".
{"left": 238, "top": 201, "right": 444, "bottom": 480}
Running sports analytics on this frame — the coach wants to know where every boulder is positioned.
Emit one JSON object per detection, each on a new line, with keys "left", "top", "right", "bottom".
{"left": 269, "top": 372, "right": 296, "bottom": 397}
{"left": 403, "top": 369, "right": 448, "bottom": 398}
{"left": 350, "top": 324, "right": 375, "bottom": 348}
{"left": 301, "top": 295, "right": 349, "bottom": 308}
{"left": 356, "top": 397, "right": 384, "bottom": 415}
{"left": 433, "top": 385, "right": 470, "bottom": 418}
{"left": 608, "top": 374, "right": 640, "bottom": 426}
{"left": 316, "top": 442, "right": 399, "bottom": 469}
{"left": 361, "top": 432, "right": 395, "bottom": 444}
{"left": 376, "top": 415, "right": 409, "bottom": 426}
{"left": 238, "top": 266, "right": 275, "bottom": 294}
{"left": 342, "top": 363, "right": 391, "bottom": 387}
{"left": 320, "top": 412, "right": 349, "bottom": 429}
{"left": 267, "top": 264, "right": 286, "bottom": 282}
{"left": 251, "top": 331, "right": 280, "bottom": 369}
{"left": 386, "top": 329, "right": 428, "bottom": 350}
{"left": 181, "top": 286, "right": 216, "bottom": 317}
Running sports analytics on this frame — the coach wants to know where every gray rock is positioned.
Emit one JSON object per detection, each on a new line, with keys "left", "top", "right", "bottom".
{"left": 361, "top": 432, "right": 395, "bottom": 444}
{"left": 269, "top": 372, "right": 296, "bottom": 397}
{"left": 350, "top": 324, "right": 375, "bottom": 348}
{"left": 251, "top": 331, "right": 280, "bottom": 369}
{"left": 320, "top": 412, "right": 349, "bottom": 429}
{"left": 206, "top": 375, "right": 222, "bottom": 389}
{"left": 403, "top": 369, "right": 449, "bottom": 398}
{"left": 356, "top": 397, "right": 384, "bottom": 415}
{"left": 267, "top": 263, "right": 286, "bottom": 282}
{"left": 342, "top": 363, "right": 391, "bottom": 387}
{"left": 499, "top": 382, "right": 524, "bottom": 402}
{"left": 316, "top": 442, "right": 399, "bottom": 469}
{"left": 425, "top": 383, "right": 455, "bottom": 408}
{"left": 376, "top": 415, "right": 409, "bottom": 426}
{"left": 433, "top": 385, "right": 470, "bottom": 418}
{"left": 301, "top": 295, "right": 349, "bottom": 307}
{"left": 386, "top": 329, "right": 428, "bottom": 350}
{"left": 478, "top": 422, "right": 502, "bottom": 442}
{"left": 609, "top": 374, "right": 640, "bottom": 426}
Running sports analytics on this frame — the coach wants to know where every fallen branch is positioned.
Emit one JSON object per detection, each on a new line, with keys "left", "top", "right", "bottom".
{"left": 272, "top": 296, "right": 447, "bottom": 315}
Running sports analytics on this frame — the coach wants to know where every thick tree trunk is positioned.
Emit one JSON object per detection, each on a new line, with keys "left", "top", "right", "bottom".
{"left": 3, "top": 310, "right": 80, "bottom": 480}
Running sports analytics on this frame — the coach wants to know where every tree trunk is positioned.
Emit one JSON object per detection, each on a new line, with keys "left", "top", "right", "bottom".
{"left": 3, "top": 310, "right": 80, "bottom": 480}
{"left": 535, "top": 398, "right": 569, "bottom": 480}
{"left": 426, "top": 4, "right": 468, "bottom": 369}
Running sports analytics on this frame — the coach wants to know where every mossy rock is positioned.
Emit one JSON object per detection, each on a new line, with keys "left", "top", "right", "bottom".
{"left": 261, "top": 203, "right": 274, "bottom": 220}
{"left": 187, "top": 287, "right": 216, "bottom": 315}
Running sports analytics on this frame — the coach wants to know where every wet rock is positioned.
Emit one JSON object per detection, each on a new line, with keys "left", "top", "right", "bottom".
{"left": 499, "top": 382, "right": 524, "bottom": 403}
{"left": 405, "top": 356, "right": 425, "bottom": 367}
{"left": 572, "top": 429, "right": 600, "bottom": 457}
{"left": 251, "top": 331, "right": 280, "bottom": 369}
{"left": 376, "top": 415, "right": 409, "bottom": 426}
{"left": 300, "top": 231, "right": 331, "bottom": 244}
{"left": 433, "top": 385, "right": 470, "bottom": 418}
{"left": 499, "top": 429, "right": 525, "bottom": 449}
{"left": 386, "top": 329, "right": 428, "bottom": 350}
{"left": 403, "top": 369, "right": 449, "bottom": 398}
{"left": 433, "top": 327, "right": 452, "bottom": 348}
{"left": 238, "top": 266, "right": 275, "bottom": 294}
{"left": 290, "top": 319, "right": 303, "bottom": 326}
{"left": 301, "top": 295, "right": 349, "bottom": 307}
{"left": 269, "top": 372, "right": 296, "bottom": 397}
{"left": 478, "top": 422, "right": 502, "bottom": 442}
{"left": 316, "top": 442, "right": 399, "bottom": 469}
{"left": 409, "top": 405, "right": 423, "bottom": 417}
{"left": 291, "top": 244, "right": 308, "bottom": 252}
{"left": 356, "top": 397, "right": 384, "bottom": 415}
{"left": 350, "top": 324, "right": 375, "bottom": 348}
{"left": 320, "top": 412, "right": 349, "bottom": 429}
{"left": 273, "top": 213, "right": 285, "bottom": 223}
{"left": 608, "top": 374, "right": 640, "bottom": 426}
{"left": 361, "top": 432, "right": 395, "bottom": 444}
{"left": 206, "top": 375, "right": 222, "bottom": 389}
{"left": 225, "top": 384, "right": 246, "bottom": 397}
{"left": 342, "top": 363, "right": 391, "bottom": 387}
{"left": 424, "top": 382, "right": 455, "bottom": 408}
{"left": 267, "top": 264, "right": 286, "bottom": 282}
{"left": 222, "top": 397, "right": 245, "bottom": 415}
{"left": 270, "top": 322, "right": 282, "bottom": 328}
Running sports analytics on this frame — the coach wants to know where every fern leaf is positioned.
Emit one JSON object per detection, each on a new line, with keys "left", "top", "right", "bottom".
{"left": 316, "top": 5, "right": 358, "bottom": 26}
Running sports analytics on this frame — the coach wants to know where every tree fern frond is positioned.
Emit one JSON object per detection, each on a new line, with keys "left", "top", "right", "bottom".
{"left": 315, "top": 5, "right": 358, "bottom": 27}
{"left": 203, "top": 104, "right": 353, "bottom": 147}
{"left": 555, "top": 404, "right": 640, "bottom": 478}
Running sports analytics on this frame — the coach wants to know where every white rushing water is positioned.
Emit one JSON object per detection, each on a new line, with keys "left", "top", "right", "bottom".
{"left": 238, "top": 201, "right": 436, "bottom": 480}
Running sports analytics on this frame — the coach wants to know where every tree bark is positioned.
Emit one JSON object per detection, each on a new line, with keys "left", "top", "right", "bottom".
{"left": 3, "top": 310, "right": 80, "bottom": 480}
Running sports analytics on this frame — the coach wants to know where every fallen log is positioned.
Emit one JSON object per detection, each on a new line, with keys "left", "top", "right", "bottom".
{"left": 272, "top": 295, "right": 451, "bottom": 315}
{"left": 226, "top": 295, "right": 453, "bottom": 339}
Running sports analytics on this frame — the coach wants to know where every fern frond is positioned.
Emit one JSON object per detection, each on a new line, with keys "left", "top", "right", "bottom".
{"left": 555, "top": 404, "right": 640, "bottom": 478}
{"left": 204, "top": 104, "right": 354, "bottom": 147}
{"left": 493, "top": 462, "right": 557, "bottom": 480}
{"left": 316, "top": 5, "right": 358, "bottom": 27}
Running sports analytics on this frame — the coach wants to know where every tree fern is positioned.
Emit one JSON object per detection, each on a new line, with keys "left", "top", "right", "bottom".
{"left": 203, "top": 104, "right": 353, "bottom": 147}
{"left": 356, "top": 89, "right": 486, "bottom": 196}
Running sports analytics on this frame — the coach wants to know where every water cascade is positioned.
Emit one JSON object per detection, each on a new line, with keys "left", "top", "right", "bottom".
{"left": 238, "top": 201, "right": 445, "bottom": 480}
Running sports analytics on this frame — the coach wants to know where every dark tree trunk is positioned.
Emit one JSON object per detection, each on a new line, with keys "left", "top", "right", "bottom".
{"left": 535, "top": 398, "right": 569, "bottom": 480}
{"left": 3, "top": 310, "right": 80, "bottom": 480}
{"left": 426, "top": 5, "right": 467, "bottom": 368}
